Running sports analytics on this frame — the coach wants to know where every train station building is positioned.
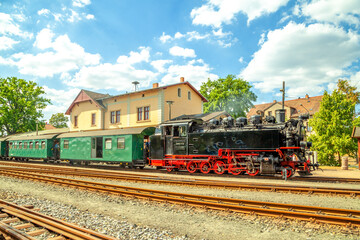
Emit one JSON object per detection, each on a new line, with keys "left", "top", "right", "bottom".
{"left": 65, "top": 77, "right": 208, "bottom": 132}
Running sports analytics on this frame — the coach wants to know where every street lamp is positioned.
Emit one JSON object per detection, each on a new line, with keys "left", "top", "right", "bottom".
{"left": 166, "top": 101, "right": 174, "bottom": 121}
{"left": 36, "top": 120, "right": 39, "bottom": 136}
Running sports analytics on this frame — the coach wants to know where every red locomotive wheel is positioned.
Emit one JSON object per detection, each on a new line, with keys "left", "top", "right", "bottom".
{"left": 165, "top": 161, "right": 173, "bottom": 172}
{"left": 229, "top": 164, "right": 244, "bottom": 175}
{"left": 281, "top": 167, "right": 294, "bottom": 178}
{"left": 214, "top": 161, "right": 225, "bottom": 174}
{"left": 200, "top": 162, "right": 211, "bottom": 174}
{"left": 187, "top": 162, "right": 198, "bottom": 173}
{"left": 246, "top": 168, "right": 260, "bottom": 176}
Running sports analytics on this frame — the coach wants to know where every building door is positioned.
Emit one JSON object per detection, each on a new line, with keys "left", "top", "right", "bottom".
{"left": 91, "top": 137, "right": 103, "bottom": 158}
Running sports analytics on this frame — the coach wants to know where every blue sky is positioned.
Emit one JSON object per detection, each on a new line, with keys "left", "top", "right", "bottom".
{"left": 1, "top": 0, "right": 360, "bottom": 121}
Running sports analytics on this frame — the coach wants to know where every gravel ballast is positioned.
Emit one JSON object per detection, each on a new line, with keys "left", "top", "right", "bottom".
{"left": 0, "top": 175, "right": 359, "bottom": 240}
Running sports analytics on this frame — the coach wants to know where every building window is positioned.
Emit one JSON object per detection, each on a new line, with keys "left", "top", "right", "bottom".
{"left": 35, "top": 141, "right": 39, "bottom": 149}
{"left": 117, "top": 137, "right": 125, "bottom": 149}
{"left": 137, "top": 107, "right": 143, "bottom": 121}
{"left": 91, "top": 113, "right": 96, "bottom": 126}
{"left": 105, "top": 138, "right": 112, "bottom": 149}
{"left": 63, "top": 140, "right": 69, "bottom": 149}
{"left": 29, "top": 142, "right": 33, "bottom": 149}
{"left": 144, "top": 107, "right": 149, "bottom": 120}
{"left": 268, "top": 111, "right": 272, "bottom": 116}
{"left": 41, "top": 141, "right": 46, "bottom": 150}
{"left": 188, "top": 91, "right": 191, "bottom": 100}
{"left": 178, "top": 88, "right": 181, "bottom": 97}
{"left": 74, "top": 116, "right": 78, "bottom": 127}
{"left": 110, "top": 111, "right": 115, "bottom": 124}
{"left": 116, "top": 110, "right": 120, "bottom": 123}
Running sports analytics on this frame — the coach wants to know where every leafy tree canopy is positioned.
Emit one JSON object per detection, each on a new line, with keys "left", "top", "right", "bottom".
{"left": 0, "top": 77, "right": 50, "bottom": 135}
{"left": 337, "top": 79, "right": 360, "bottom": 104}
{"left": 200, "top": 75, "right": 257, "bottom": 119}
{"left": 49, "top": 113, "right": 69, "bottom": 128}
{"left": 309, "top": 80, "right": 359, "bottom": 166}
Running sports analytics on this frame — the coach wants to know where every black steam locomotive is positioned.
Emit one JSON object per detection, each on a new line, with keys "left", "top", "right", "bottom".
{"left": 149, "top": 110, "right": 315, "bottom": 177}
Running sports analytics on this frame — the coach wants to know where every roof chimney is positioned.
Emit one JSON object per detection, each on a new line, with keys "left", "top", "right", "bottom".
{"left": 273, "top": 100, "right": 277, "bottom": 103}
{"left": 180, "top": 77, "right": 185, "bottom": 83}
{"left": 305, "top": 94, "right": 309, "bottom": 99}
{"left": 152, "top": 83, "right": 159, "bottom": 88}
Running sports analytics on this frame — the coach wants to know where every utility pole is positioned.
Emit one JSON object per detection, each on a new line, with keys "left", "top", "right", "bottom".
{"left": 166, "top": 101, "right": 174, "bottom": 121}
{"left": 280, "top": 81, "right": 285, "bottom": 109}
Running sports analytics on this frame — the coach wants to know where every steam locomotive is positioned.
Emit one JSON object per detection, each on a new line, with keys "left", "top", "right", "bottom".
{"left": 149, "top": 110, "right": 316, "bottom": 177}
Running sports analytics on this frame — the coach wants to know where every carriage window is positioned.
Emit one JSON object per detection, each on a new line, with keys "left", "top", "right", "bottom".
{"left": 9, "top": 143, "right": 13, "bottom": 149}
{"left": 105, "top": 138, "right": 112, "bottom": 149}
{"left": 41, "top": 141, "right": 46, "bottom": 149}
{"left": 35, "top": 141, "right": 39, "bottom": 149}
{"left": 63, "top": 140, "right": 69, "bottom": 149}
{"left": 29, "top": 142, "right": 33, "bottom": 149}
{"left": 117, "top": 137, "right": 125, "bottom": 149}
{"left": 19, "top": 142, "right": 22, "bottom": 149}
{"left": 14, "top": 143, "right": 17, "bottom": 149}
{"left": 24, "top": 142, "right": 27, "bottom": 149}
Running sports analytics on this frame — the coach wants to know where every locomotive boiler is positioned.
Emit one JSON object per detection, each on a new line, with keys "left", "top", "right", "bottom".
{"left": 149, "top": 111, "right": 315, "bottom": 177}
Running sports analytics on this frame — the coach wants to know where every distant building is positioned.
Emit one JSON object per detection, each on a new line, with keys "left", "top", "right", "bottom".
{"left": 247, "top": 94, "right": 322, "bottom": 120}
{"left": 247, "top": 94, "right": 323, "bottom": 131}
{"left": 44, "top": 123, "right": 56, "bottom": 130}
{"left": 65, "top": 77, "right": 208, "bottom": 131}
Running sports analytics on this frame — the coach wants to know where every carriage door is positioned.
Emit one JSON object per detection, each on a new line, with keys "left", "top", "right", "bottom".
{"left": 164, "top": 126, "right": 173, "bottom": 155}
{"left": 91, "top": 137, "right": 103, "bottom": 158}
{"left": 5, "top": 142, "right": 9, "bottom": 157}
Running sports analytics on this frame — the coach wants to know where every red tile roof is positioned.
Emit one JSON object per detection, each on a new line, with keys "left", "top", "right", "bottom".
{"left": 247, "top": 95, "right": 323, "bottom": 118}
{"left": 45, "top": 124, "right": 56, "bottom": 130}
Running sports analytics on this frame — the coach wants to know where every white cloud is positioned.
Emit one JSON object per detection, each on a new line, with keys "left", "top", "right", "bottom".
{"left": 161, "top": 59, "right": 218, "bottom": 89}
{"left": 241, "top": 22, "right": 360, "bottom": 98}
{"left": 38, "top": 9, "right": 50, "bottom": 16}
{"left": 300, "top": 0, "right": 360, "bottom": 26}
{"left": 33, "top": 28, "right": 54, "bottom": 49}
{"left": 68, "top": 9, "right": 81, "bottom": 22}
{"left": 151, "top": 59, "right": 173, "bottom": 73}
{"left": 73, "top": 0, "right": 91, "bottom": 8}
{"left": 169, "top": 46, "right": 196, "bottom": 58}
{"left": 191, "top": 0, "right": 289, "bottom": 28}
{"left": 160, "top": 32, "right": 172, "bottom": 43}
{"left": 42, "top": 86, "right": 80, "bottom": 120}
{"left": 117, "top": 46, "right": 150, "bottom": 64}
{"left": 0, "top": 36, "right": 18, "bottom": 50}
{"left": 238, "top": 57, "right": 244, "bottom": 63}
{"left": 212, "top": 28, "right": 231, "bottom": 38}
{"left": 0, "top": 13, "right": 32, "bottom": 38}
{"left": 85, "top": 14, "right": 94, "bottom": 20}
{"left": 66, "top": 47, "right": 157, "bottom": 91}
{"left": 4, "top": 29, "right": 100, "bottom": 77}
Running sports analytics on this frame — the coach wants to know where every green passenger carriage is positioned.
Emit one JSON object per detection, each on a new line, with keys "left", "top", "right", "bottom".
{"left": 58, "top": 127, "right": 155, "bottom": 167}
{"left": 7, "top": 133, "right": 61, "bottom": 161}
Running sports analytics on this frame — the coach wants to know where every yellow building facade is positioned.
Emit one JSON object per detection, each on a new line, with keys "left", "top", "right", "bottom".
{"left": 65, "top": 78, "right": 207, "bottom": 131}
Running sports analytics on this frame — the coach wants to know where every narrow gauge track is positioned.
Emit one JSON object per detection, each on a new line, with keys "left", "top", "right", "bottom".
{"left": 0, "top": 200, "right": 116, "bottom": 240}
{"left": 0, "top": 164, "right": 359, "bottom": 198}
{"left": 1, "top": 160, "right": 360, "bottom": 184}
{"left": 1, "top": 169, "right": 360, "bottom": 228}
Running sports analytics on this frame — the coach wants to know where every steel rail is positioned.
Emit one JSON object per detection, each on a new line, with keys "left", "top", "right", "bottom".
{"left": 1, "top": 169, "right": 360, "bottom": 228}
{"left": 2, "top": 160, "right": 360, "bottom": 183}
{"left": 0, "top": 199, "right": 117, "bottom": 240}
{"left": 0, "top": 165, "right": 359, "bottom": 198}
{"left": 0, "top": 222, "right": 36, "bottom": 240}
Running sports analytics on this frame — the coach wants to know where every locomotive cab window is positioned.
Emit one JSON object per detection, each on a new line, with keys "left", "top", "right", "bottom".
{"left": 173, "top": 125, "right": 187, "bottom": 137}
{"left": 164, "top": 126, "right": 172, "bottom": 136}
{"left": 105, "top": 138, "right": 112, "bottom": 149}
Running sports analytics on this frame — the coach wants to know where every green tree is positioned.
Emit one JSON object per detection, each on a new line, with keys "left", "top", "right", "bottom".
{"left": 49, "top": 113, "right": 69, "bottom": 128}
{"left": 200, "top": 75, "right": 257, "bottom": 119}
{"left": 309, "top": 81, "right": 359, "bottom": 166}
{"left": 0, "top": 77, "right": 50, "bottom": 135}
{"left": 337, "top": 79, "right": 360, "bottom": 104}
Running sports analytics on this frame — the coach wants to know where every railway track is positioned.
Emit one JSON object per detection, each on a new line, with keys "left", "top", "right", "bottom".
{"left": 0, "top": 163, "right": 359, "bottom": 198}
{"left": 1, "top": 159, "right": 360, "bottom": 184}
{"left": 0, "top": 169, "right": 360, "bottom": 228}
{"left": 0, "top": 199, "right": 116, "bottom": 240}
